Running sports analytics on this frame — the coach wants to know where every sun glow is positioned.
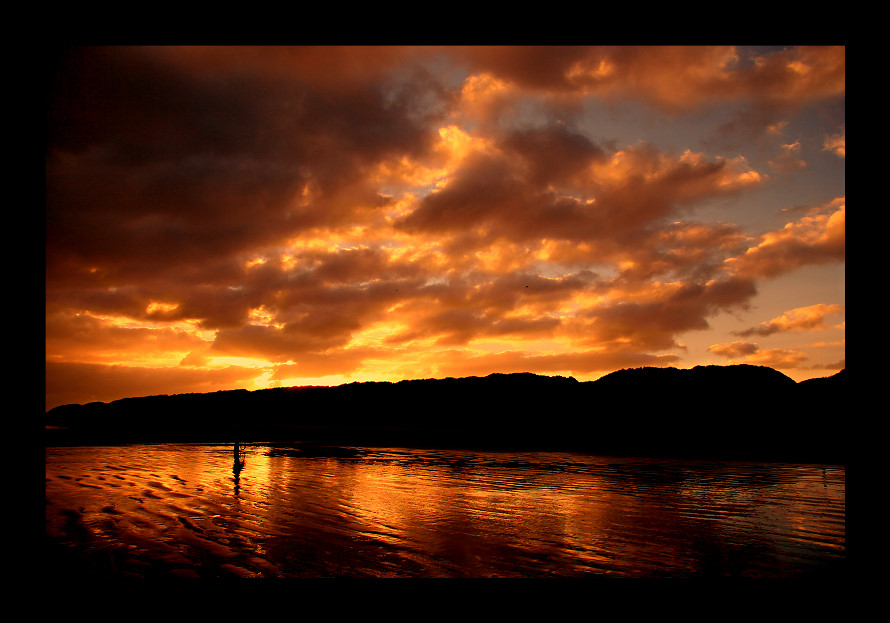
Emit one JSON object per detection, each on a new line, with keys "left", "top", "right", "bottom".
{"left": 145, "top": 301, "right": 180, "bottom": 314}
{"left": 208, "top": 355, "right": 275, "bottom": 369}
{"left": 248, "top": 305, "right": 284, "bottom": 329}
{"left": 252, "top": 368, "right": 276, "bottom": 389}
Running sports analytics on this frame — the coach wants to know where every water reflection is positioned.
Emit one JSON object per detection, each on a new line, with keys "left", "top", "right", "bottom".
{"left": 45, "top": 444, "right": 845, "bottom": 579}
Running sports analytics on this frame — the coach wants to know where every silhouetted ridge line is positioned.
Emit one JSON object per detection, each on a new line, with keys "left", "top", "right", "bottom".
{"left": 44, "top": 367, "right": 846, "bottom": 462}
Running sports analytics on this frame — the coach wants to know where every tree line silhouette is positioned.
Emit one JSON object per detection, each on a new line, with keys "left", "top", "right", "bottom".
{"left": 44, "top": 365, "right": 846, "bottom": 462}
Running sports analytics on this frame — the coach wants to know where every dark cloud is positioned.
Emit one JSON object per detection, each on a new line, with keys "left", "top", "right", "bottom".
{"left": 453, "top": 46, "right": 844, "bottom": 111}
{"left": 501, "top": 124, "right": 607, "bottom": 185}
{"left": 46, "top": 46, "right": 449, "bottom": 284}
{"left": 572, "top": 277, "right": 758, "bottom": 351}
{"left": 398, "top": 131, "right": 751, "bottom": 249}
{"left": 452, "top": 46, "right": 596, "bottom": 92}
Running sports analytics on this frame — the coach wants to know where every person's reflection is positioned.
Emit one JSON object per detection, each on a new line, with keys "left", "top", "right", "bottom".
{"left": 233, "top": 442, "right": 246, "bottom": 495}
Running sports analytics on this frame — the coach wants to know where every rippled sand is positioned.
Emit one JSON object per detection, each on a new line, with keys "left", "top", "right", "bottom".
{"left": 45, "top": 444, "right": 845, "bottom": 579}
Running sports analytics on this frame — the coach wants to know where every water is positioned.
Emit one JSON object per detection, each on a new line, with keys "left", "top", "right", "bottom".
{"left": 44, "top": 443, "right": 845, "bottom": 579}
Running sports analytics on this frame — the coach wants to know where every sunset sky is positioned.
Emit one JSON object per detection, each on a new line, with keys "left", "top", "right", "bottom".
{"left": 45, "top": 46, "right": 845, "bottom": 411}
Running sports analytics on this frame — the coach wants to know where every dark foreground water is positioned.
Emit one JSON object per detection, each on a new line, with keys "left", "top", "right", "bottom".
{"left": 44, "top": 443, "right": 845, "bottom": 579}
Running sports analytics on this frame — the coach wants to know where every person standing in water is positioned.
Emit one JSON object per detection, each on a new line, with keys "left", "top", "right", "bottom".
{"left": 232, "top": 442, "right": 245, "bottom": 495}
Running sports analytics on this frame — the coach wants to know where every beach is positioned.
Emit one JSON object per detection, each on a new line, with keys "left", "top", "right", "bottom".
{"left": 45, "top": 442, "right": 845, "bottom": 579}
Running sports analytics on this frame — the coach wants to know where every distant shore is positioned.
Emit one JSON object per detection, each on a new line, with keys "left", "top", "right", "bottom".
{"left": 44, "top": 365, "right": 846, "bottom": 463}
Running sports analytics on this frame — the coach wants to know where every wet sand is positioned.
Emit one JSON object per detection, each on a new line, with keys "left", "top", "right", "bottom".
{"left": 45, "top": 443, "right": 846, "bottom": 580}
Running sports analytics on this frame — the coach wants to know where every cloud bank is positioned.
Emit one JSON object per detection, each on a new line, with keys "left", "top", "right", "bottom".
{"left": 45, "top": 46, "right": 845, "bottom": 409}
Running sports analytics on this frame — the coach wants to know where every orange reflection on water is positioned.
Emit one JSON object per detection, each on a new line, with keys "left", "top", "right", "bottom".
{"left": 46, "top": 445, "right": 845, "bottom": 578}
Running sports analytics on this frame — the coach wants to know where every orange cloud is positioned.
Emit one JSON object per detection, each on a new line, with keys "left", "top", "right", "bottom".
{"left": 823, "top": 129, "right": 845, "bottom": 157}
{"left": 46, "top": 310, "right": 212, "bottom": 366}
{"left": 735, "top": 304, "right": 844, "bottom": 337}
{"left": 724, "top": 197, "right": 845, "bottom": 279}
{"left": 707, "top": 341, "right": 760, "bottom": 358}
{"left": 456, "top": 46, "right": 844, "bottom": 110}
{"left": 707, "top": 343, "right": 809, "bottom": 370}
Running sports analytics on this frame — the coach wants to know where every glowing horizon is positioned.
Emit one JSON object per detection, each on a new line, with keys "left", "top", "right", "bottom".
{"left": 46, "top": 46, "right": 844, "bottom": 410}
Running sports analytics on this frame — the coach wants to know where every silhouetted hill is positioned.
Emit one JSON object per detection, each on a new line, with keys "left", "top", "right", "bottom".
{"left": 44, "top": 366, "right": 846, "bottom": 462}
{"left": 575, "top": 365, "right": 844, "bottom": 461}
